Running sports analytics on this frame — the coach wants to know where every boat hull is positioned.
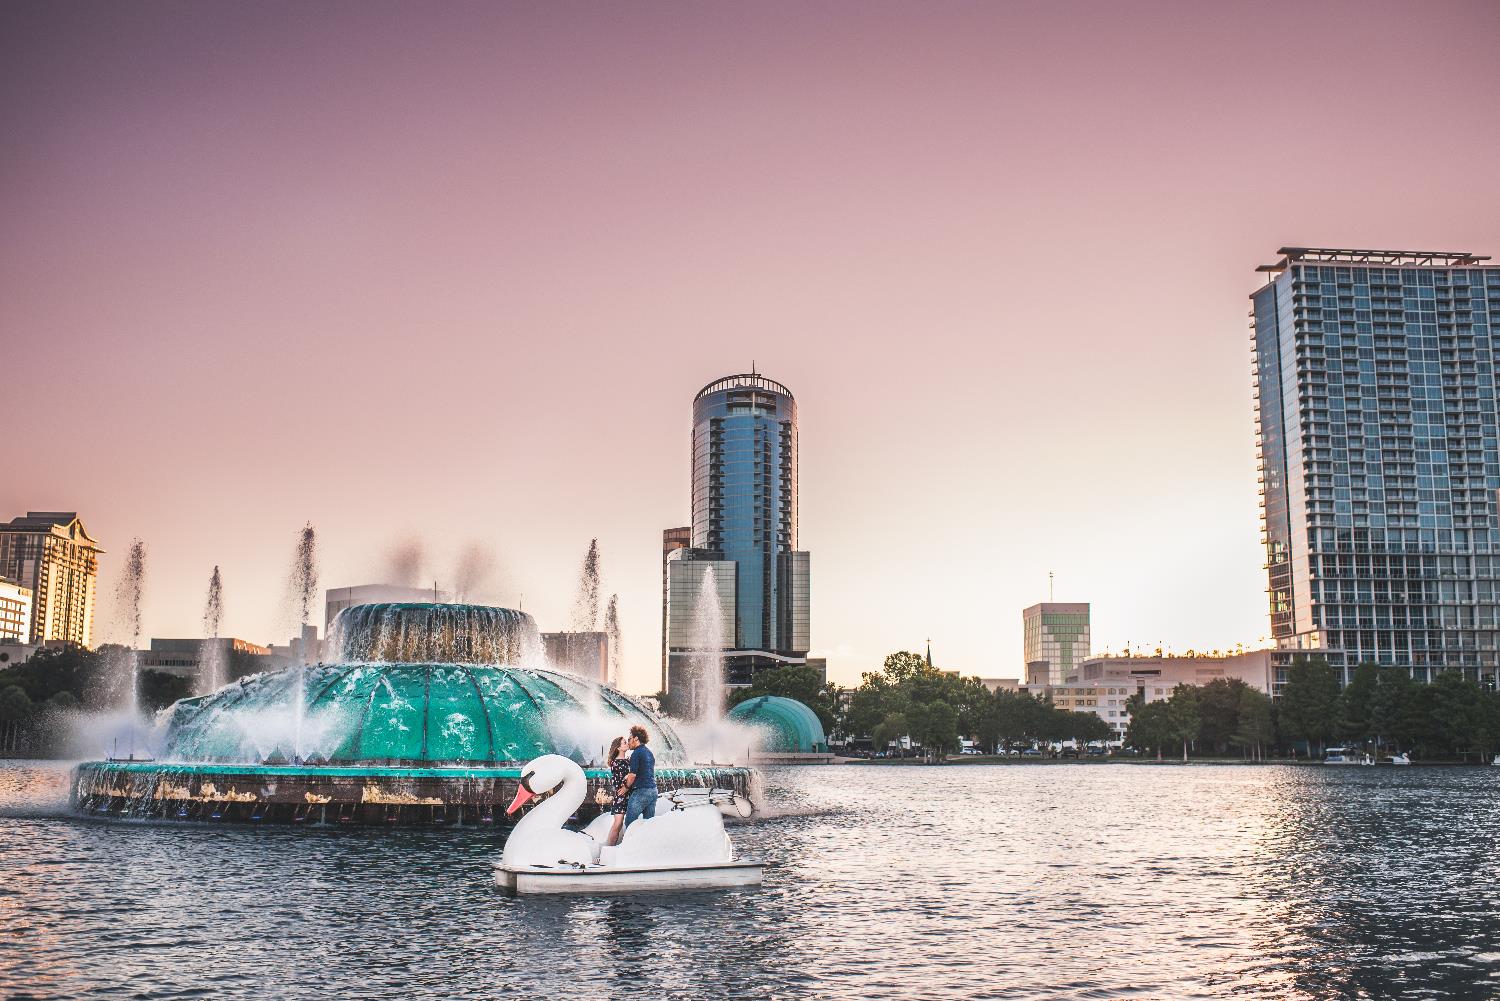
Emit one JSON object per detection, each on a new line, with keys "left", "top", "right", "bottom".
{"left": 495, "top": 860, "right": 763, "bottom": 896}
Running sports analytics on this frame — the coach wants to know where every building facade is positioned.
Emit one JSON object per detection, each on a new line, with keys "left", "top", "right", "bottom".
{"left": 541, "top": 631, "right": 609, "bottom": 684}
{"left": 1021, "top": 603, "right": 1090, "bottom": 684}
{"left": 0, "top": 512, "right": 103, "bottom": 647}
{"left": 324, "top": 584, "right": 452, "bottom": 637}
{"left": 0, "top": 577, "right": 32, "bottom": 642}
{"left": 140, "top": 637, "right": 273, "bottom": 684}
{"left": 664, "top": 373, "right": 812, "bottom": 693}
{"left": 660, "top": 526, "right": 691, "bottom": 691}
{"left": 1252, "top": 247, "right": 1500, "bottom": 686}
{"left": 1024, "top": 651, "right": 1275, "bottom": 739}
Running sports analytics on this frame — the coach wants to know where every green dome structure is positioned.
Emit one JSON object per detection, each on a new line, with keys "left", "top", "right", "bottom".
{"left": 159, "top": 661, "right": 687, "bottom": 766}
{"left": 71, "top": 603, "right": 745, "bottom": 826}
{"left": 728, "top": 695, "right": 828, "bottom": 754}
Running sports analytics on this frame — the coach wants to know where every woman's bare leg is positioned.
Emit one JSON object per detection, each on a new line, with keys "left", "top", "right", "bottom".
{"left": 607, "top": 814, "right": 624, "bottom": 846}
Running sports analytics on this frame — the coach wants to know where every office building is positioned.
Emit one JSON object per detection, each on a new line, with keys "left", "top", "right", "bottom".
{"left": 541, "top": 631, "right": 609, "bottom": 684}
{"left": 140, "top": 638, "right": 274, "bottom": 683}
{"left": 0, "top": 576, "right": 32, "bottom": 642}
{"left": 324, "top": 584, "right": 452, "bottom": 637}
{"left": 660, "top": 526, "right": 691, "bottom": 691}
{"left": 1022, "top": 603, "right": 1090, "bottom": 685}
{"left": 664, "top": 372, "right": 812, "bottom": 693}
{"left": 0, "top": 512, "right": 104, "bottom": 647}
{"left": 1252, "top": 247, "right": 1500, "bottom": 686}
{"left": 664, "top": 548, "right": 742, "bottom": 696}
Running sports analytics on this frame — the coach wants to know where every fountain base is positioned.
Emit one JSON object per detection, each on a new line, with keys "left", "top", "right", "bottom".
{"left": 70, "top": 761, "right": 753, "bottom": 827}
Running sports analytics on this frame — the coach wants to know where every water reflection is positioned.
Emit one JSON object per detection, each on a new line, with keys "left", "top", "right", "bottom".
{"left": 4, "top": 761, "right": 1500, "bottom": 999}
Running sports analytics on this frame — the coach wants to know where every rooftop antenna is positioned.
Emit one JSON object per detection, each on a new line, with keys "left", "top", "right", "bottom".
{"left": 1048, "top": 571, "right": 1054, "bottom": 602}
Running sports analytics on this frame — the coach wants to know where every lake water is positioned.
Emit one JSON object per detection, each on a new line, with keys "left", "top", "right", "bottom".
{"left": 3, "top": 759, "right": 1500, "bottom": 1000}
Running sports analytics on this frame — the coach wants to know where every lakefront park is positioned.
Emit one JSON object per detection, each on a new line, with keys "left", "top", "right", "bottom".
{"left": 5, "top": 2, "right": 1500, "bottom": 999}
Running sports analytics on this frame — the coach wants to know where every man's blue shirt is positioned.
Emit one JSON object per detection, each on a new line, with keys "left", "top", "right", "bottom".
{"left": 628, "top": 745, "right": 656, "bottom": 791}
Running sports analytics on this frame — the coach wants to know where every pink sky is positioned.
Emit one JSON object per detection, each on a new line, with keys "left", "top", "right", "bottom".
{"left": 3, "top": 1, "right": 1498, "bottom": 691}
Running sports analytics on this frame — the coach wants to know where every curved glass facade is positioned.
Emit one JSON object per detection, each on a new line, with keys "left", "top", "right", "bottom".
{"left": 690, "top": 373, "right": 809, "bottom": 656}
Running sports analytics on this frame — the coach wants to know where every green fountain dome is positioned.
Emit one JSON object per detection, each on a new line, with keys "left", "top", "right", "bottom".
{"left": 727, "top": 695, "right": 828, "bottom": 753}
{"left": 158, "top": 602, "right": 687, "bottom": 766}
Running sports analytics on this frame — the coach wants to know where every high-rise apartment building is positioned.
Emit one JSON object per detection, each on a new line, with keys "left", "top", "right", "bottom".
{"left": 1252, "top": 247, "right": 1500, "bottom": 686}
{"left": 1022, "top": 602, "right": 1090, "bottom": 684}
{"left": 664, "top": 373, "right": 811, "bottom": 692}
{"left": 0, "top": 512, "right": 104, "bottom": 647}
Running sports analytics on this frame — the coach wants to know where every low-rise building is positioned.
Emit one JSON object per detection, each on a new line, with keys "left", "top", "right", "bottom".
{"left": 1023, "top": 651, "right": 1277, "bottom": 740}
{"left": 0, "top": 640, "right": 39, "bottom": 669}
{"left": 979, "top": 677, "right": 1020, "bottom": 693}
{"left": 324, "top": 584, "right": 452, "bottom": 636}
{"left": 541, "top": 631, "right": 609, "bottom": 684}
{"left": 140, "top": 638, "right": 274, "bottom": 684}
{"left": 268, "top": 624, "right": 325, "bottom": 667}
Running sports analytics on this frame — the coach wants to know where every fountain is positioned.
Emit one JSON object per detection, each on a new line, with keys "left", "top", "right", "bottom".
{"left": 200, "top": 566, "right": 224, "bottom": 694}
{"left": 69, "top": 602, "right": 751, "bottom": 825}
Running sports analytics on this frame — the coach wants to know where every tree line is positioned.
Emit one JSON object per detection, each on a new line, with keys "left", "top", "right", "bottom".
{"left": 725, "top": 652, "right": 1500, "bottom": 764}
{"left": 729, "top": 651, "right": 1113, "bottom": 758}
{"left": 0, "top": 645, "right": 194, "bottom": 757}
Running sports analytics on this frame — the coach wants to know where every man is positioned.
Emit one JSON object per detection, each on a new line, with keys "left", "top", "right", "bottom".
{"left": 619, "top": 724, "right": 657, "bottom": 828}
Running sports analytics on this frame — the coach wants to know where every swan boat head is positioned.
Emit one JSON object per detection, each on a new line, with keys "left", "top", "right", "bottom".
{"left": 506, "top": 753, "right": 586, "bottom": 816}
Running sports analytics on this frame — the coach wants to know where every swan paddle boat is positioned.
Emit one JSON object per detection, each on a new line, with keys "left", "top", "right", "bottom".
{"left": 494, "top": 754, "right": 763, "bottom": 896}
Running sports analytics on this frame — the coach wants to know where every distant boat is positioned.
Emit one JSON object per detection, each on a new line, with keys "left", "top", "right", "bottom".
{"left": 1323, "top": 747, "right": 1369, "bottom": 765}
{"left": 1381, "top": 753, "right": 1411, "bottom": 766}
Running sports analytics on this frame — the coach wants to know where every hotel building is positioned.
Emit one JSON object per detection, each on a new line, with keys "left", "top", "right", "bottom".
{"left": 0, "top": 512, "right": 104, "bottom": 647}
{"left": 1252, "top": 247, "right": 1500, "bottom": 686}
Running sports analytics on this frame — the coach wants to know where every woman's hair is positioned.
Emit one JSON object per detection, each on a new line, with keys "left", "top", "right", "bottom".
{"left": 608, "top": 736, "right": 624, "bottom": 762}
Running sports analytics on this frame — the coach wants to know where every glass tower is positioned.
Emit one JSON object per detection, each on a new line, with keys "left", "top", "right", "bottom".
{"left": 1251, "top": 247, "right": 1500, "bottom": 685}
{"left": 689, "top": 373, "right": 810, "bottom": 667}
{"left": 1022, "top": 603, "right": 1090, "bottom": 684}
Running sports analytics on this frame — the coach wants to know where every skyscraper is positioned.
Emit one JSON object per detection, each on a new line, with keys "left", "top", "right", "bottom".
{"left": 0, "top": 512, "right": 104, "bottom": 647}
{"left": 665, "top": 372, "right": 811, "bottom": 692}
{"left": 1022, "top": 603, "right": 1090, "bottom": 684}
{"left": 1251, "top": 247, "right": 1500, "bottom": 686}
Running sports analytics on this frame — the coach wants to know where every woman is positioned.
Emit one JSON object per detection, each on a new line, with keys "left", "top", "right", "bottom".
{"left": 605, "top": 735, "right": 631, "bottom": 846}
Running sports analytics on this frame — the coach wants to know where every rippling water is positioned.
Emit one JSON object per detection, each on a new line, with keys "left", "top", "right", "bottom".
{"left": 4, "top": 760, "right": 1500, "bottom": 999}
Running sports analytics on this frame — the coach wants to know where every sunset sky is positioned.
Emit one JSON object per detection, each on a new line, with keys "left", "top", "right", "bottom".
{"left": 3, "top": 1, "right": 1498, "bottom": 692}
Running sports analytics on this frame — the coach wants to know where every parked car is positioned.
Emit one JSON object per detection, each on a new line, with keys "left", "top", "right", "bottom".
{"left": 1021, "top": 748, "right": 1043, "bottom": 758}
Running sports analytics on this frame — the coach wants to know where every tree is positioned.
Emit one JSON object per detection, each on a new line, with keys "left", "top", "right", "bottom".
{"left": 1371, "top": 667, "right": 1421, "bottom": 752}
{"left": 871, "top": 713, "right": 909, "bottom": 755}
{"left": 1060, "top": 710, "right": 1112, "bottom": 745}
{"left": 1126, "top": 700, "right": 1172, "bottom": 760}
{"left": 1166, "top": 684, "right": 1202, "bottom": 762}
{"left": 881, "top": 651, "right": 931, "bottom": 685}
{"left": 1336, "top": 662, "right": 1379, "bottom": 744}
{"left": 0, "top": 685, "right": 33, "bottom": 754}
{"left": 1195, "top": 678, "right": 1249, "bottom": 754}
{"left": 909, "top": 701, "right": 959, "bottom": 761}
{"left": 1232, "top": 687, "right": 1274, "bottom": 760}
{"left": 1429, "top": 671, "right": 1484, "bottom": 760}
{"left": 1278, "top": 658, "right": 1340, "bottom": 753}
